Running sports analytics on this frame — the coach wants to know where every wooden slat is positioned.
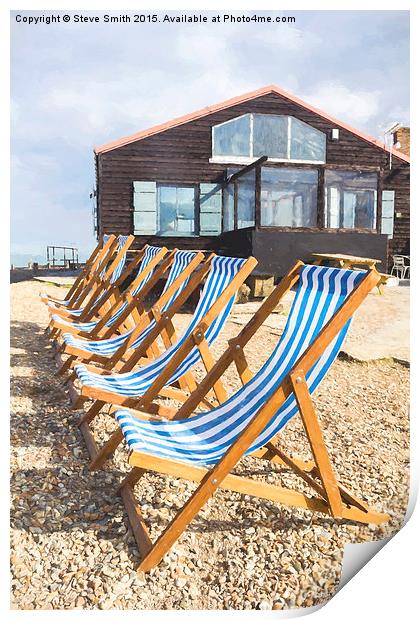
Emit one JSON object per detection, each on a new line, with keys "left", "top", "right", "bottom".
{"left": 120, "top": 484, "right": 153, "bottom": 557}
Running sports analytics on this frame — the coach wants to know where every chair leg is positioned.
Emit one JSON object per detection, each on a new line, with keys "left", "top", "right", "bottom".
{"left": 56, "top": 355, "right": 74, "bottom": 377}
{"left": 289, "top": 370, "right": 343, "bottom": 518}
{"left": 89, "top": 428, "right": 124, "bottom": 471}
{"left": 119, "top": 471, "right": 153, "bottom": 557}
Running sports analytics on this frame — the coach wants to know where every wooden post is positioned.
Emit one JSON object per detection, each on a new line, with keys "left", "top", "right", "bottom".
{"left": 317, "top": 167, "right": 325, "bottom": 229}
{"left": 255, "top": 165, "right": 262, "bottom": 229}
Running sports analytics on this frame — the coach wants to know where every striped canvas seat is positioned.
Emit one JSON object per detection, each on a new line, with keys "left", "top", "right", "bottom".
{"left": 50, "top": 245, "right": 163, "bottom": 332}
{"left": 114, "top": 265, "right": 364, "bottom": 466}
{"left": 74, "top": 256, "right": 246, "bottom": 397}
{"left": 98, "top": 235, "right": 129, "bottom": 283}
{"left": 62, "top": 250, "right": 198, "bottom": 356}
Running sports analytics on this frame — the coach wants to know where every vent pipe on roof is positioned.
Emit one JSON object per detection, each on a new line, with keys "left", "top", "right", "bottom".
{"left": 384, "top": 122, "right": 402, "bottom": 170}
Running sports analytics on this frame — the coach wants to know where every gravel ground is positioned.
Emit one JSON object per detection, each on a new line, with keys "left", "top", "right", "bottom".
{"left": 10, "top": 280, "right": 410, "bottom": 610}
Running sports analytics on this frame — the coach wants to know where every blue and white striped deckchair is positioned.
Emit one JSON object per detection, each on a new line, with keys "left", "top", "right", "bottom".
{"left": 61, "top": 249, "right": 201, "bottom": 359}
{"left": 110, "top": 263, "right": 388, "bottom": 573}
{"left": 74, "top": 255, "right": 253, "bottom": 401}
{"left": 49, "top": 245, "right": 165, "bottom": 336}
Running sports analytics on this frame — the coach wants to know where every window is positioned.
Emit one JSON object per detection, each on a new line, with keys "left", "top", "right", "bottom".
{"left": 381, "top": 190, "right": 395, "bottom": 238}
{"left": 212, "top": 113, "right": 326, "bottom": 163}
{"left": 213, "top": 114, "right": 251, "bottom": 158}
{"left": 290, "top": 117, "right": 326, "bottom": 162}
{"left": 157, "top": 185, "right": 196, "bottom": 236}
{"left": 237, "top": 169, "right": 256, "bottom": 228}
{"left": 260, "top": 168, "right": 318, "bottom": 227}
{"left": 253, "top": 115, "right": 288, "bottom": 159}
{"left": 325, "top": 170, "right": 378, "bottom": 230}
{"left": 222, "top": 183, "right": 235, "bottom": 232}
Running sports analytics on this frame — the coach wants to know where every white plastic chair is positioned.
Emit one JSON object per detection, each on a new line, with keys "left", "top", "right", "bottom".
{"left": 391, "top": 255, "right": 409, "bottom": 279}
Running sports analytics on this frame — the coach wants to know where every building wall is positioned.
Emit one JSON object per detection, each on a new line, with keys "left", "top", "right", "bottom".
{"left": 394, "top": 127, "right": 410, "bottom": 157}
{"left": 96, "top": 92, "right": 410, "bottom": 266}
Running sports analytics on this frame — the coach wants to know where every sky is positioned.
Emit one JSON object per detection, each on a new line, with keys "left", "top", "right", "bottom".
{"left": 10, "top": 9, "right": 409, "bottom": 265}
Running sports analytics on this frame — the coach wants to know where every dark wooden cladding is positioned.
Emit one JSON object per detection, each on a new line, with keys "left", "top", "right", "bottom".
{"left": 96, "top": 91, "right": 409, "bottom": 266}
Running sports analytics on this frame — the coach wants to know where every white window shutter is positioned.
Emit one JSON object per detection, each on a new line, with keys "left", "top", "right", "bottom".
{"left": 381, "top": 190, "right": 395, "bottom": 238}
{"left": 133, "top": 181, "right": 157, "bottom": 235}
{"left": 199, "top": 183, "right": 222, "bottom": 236}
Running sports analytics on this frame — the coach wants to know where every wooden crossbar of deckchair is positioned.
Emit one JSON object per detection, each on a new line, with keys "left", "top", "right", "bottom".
{"left": 110, "top": 266, "right": 389, "bottom": 573}
{"left": 74, "top": 256, "right": 257, "bottom": 469}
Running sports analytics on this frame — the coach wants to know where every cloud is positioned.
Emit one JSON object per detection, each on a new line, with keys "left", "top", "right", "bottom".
{"left": 302, "top": 81, "right": 381, "bottom": 125}
{"left": 10, "top": 11, "right": 409, "bottom": 260}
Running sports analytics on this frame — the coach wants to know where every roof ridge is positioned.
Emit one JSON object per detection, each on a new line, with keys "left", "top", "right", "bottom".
{"left": 94, "top": 84, "right": 410, "bottom": 164}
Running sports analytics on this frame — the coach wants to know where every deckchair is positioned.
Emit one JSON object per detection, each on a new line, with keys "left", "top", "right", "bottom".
{"left": 57, "top": 249, "right": 206, "bottom": 376}
{"left": 70, "top": 255, "right": 257, "bottom": 467}
{"left": 109, "top": 263, "right": 388, "bottom": 572}
{"left": 47, "top": 234, "right": 135, "bottom": 321}
{"left": 48, "top": 245, "right": 169, "bottom": 342}
{"left": 40, "top": 234, "right": 118, "bottom": 308}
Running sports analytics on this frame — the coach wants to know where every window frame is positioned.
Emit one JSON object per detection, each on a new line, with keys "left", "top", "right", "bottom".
{"left": 259, "top": 166, "right": 320, "bottom": 229}
{"left": 211, "top": 113, "right": 326, "bottom": 165}
{"left": 323, "top": 169, "right": 379, "bottom": 232}
{"left": 156, "top": 182, "right": 199, "bottom": 237}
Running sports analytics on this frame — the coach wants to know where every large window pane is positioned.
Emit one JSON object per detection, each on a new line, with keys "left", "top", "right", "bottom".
{"left": 260, "top": 168, "right": 318, "bottom": 227}
{"left": 222, "top": 184, "right": 235, "bottom": 231}
{"left": 290, "top": 117, "right": 326, "bottom": 162}
{"left": 253, "top": 114, "right": 288, "bottom": 158}
{"left": 237, "top": 169, "right": 255, "bottom": 228}
{"left": 213, "top": 114, "right": 251, "bottom": 158}
{"left": 325, "top": 170, "right": 377, "bottom": 229}
{"left": 158, "top": 185, "right": 196, "bottom": 235}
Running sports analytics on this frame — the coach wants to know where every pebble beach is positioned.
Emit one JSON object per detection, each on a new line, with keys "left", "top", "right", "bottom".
{"left": 10, "top": 279, "right": 410, "bottom": 610}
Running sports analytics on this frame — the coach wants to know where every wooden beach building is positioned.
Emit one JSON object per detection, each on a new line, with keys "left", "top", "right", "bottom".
{"left": 93, "top": 85, "right": 410, "bottom": 276}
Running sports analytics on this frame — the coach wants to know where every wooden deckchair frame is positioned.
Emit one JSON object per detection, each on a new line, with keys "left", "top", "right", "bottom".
{"left": 48, "top": 235, "right": 136, "bottom": 324}
{"left": 50, "top": 245, "right": 169, "bottom": 340}
{"left": 72, "top": 256, "right": 258, "bottom": 468}
{"left": 41, "top": 234, "right": 117, "bottom": 307}
{"left": 57, "top": 250, "right": 206, "bottom": 377}
{"left": 111, "top": 265, "right": 388, "bottom": 572}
